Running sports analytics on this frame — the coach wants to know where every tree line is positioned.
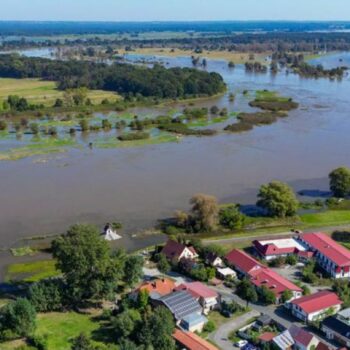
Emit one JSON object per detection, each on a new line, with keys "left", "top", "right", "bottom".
{"left": 0, "top": 54, "right": 225, "bottom": 99}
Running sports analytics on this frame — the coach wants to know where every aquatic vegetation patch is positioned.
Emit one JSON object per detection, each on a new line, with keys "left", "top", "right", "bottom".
{"left": 94, "top": 132, "right": 178, "bottom": 149}
{"left": 6, "top": 259, "right": 59, "bottom": 282}
{"left": 0, "top": 137, "right": 77, "bottom": 161}
{"left": 250, "top": 90, "right": 299, "bottom": 111}
{"left": 159, "top": 123, "right": 217, "bottom": 136}
{"left": 10, "top": 246, "right": 36, "bottom": 257}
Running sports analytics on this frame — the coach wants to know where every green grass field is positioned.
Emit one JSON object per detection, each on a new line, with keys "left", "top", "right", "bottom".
{"left": 0, "top": 78, "right": 119, "bottom": 107}
{"left": 2, "top": 312, "right": 108, "bottom": 350}
{"left": 35, "top": 312, "right": 103, "bottom": 350}
{"left": 300, "top": 210, "right": 350, "bottom": 227}
{"left": 5, "top": 259, "right": 60, "bottom": 283}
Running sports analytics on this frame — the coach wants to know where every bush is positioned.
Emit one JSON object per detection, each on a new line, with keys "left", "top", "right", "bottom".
{"left": 219, "top": 204, "right": 246, "bottom": 230}
{"left": 28, "top": 335, "right": 49, "bottom": 350}
{"left": 203, "top": 320, "right": 216, "bottom": 333}
{"left": 0, "top": 298, "right": 36, "bottom": 340}
{"left": 285, "top": 255, "right": 298, "bottom": 266}
{"left": 28, "top": 279, "right": 65, "bottom": 312}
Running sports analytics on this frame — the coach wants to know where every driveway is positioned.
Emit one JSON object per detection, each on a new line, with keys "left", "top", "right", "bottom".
{"left": 209, "top": 310, "right": 260, "bottom": 350}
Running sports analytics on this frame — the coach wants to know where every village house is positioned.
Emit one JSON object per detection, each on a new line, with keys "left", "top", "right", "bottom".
{"left": 205, "top": 252, "right": 223, "bottom": 267}
{"left": 225, "top": 249, "right": 302, "bottom": 303}
{"left": 174, "top": 281, "right": 220, "bottom": 313}
{"left": 173, "top": 329, "right": 219, "bottom": 350}
{"left": 161, "top": 240, "right": 198, "bottom": 263}
{"left": 288, "top": 291, "right": 342, "bottom": 323}
{"left": 130, "top": 277, "right": 176, "bottom": 301}
{"left": 272, "top": 326, "right": 319, "bottom": 350}
{"left": 322, "top": 307, "right": 350, "bottom": 348}
{"left": 253, "top": 238, "right": 307, "bottom": 261}
{"left": 289, "top": 325, "right": 320, "bottom": 350}
{"left": 298, "top": 232, "right": 350, "bottom": 278}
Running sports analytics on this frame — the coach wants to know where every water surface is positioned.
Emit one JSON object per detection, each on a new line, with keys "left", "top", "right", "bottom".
{"left": 0, "top": 51, "right": 350, "bottom": 250}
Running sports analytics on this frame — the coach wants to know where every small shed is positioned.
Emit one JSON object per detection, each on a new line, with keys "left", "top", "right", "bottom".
{"left": 216, "top": 267, "right": 237, "bottom": 280}
{"left": 180, "top": 313, "right": 208, "bottom": 333}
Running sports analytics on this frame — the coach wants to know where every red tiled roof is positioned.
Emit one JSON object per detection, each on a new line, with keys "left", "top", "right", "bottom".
{"left": 315, "top": 342, "right": 332, "bottom": 350}
{"left": 300, "top": 232, "right": 350, "bottom": 267}
{"left": 259, "top": 332, "right": 276, "bottom": 342}
{"left": 289, "top": 325, "right": 315, "bottom": 347}
{"left": 225, "top": 249, "right": 264, "bottom": 274}
{"left": 173, "top": 329, "right": 219, "bottom": 350}
{"left": 297, "top": 250, "right": 314, "bottom": 258}
{"left": 161, "top": 240, "right": 197, "bottom": 260}
{"left": 291, "top": 291, "right": 342, "bottom": 314}
{"left": 137, "top": 278, "right": 175, "bottom": 296}
{"left": 174, "top": 282, "right": 218, "bottom": 299}
{"left": 251, "top": 268, "right": 302, "bottom": 296}
{"left": 253, "top": 240, "right": 298, "bottom": 257}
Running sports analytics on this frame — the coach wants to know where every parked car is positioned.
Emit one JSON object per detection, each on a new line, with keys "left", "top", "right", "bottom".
{"left": 222, "top": 310, "right": 233, "bottom": 318}
{"left": 242, "top": 343, "right": 257, "bottom": 350}
{"left": 235, "top": 340, "right": 248, "bottom": 348}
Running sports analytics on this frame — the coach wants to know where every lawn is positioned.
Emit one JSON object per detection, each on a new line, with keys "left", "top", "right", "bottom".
{"left": 0, "top": 78, "right": 119, "bottom": 107}
{"left": 5, "top": 259, "right": 60, "bottom": 283}
{"left": 300, "top": 210, "right": 350, "bottom": 226}
{"left": 35, "top": 312, "right": 103, "bottom": 350}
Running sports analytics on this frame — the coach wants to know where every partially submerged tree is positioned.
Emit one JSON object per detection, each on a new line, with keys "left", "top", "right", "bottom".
{"left": 190, "top": 193, "right": 219, "bottom": 232}
{"left": 257, "top": 181, "right": 298, "bottom": 217}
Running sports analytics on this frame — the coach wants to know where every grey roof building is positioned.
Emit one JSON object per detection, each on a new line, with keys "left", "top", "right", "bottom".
{"left": 158, "top": 290, "right": 202, "bottom": 321}
{"left": 322, "top": 315, "right": 350, "bottom": 348}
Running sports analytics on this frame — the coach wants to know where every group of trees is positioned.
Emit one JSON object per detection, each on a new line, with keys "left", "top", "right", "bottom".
{"left": 0, "top": 223, "right": 145, "bottom": 346}
{"left": 0, "top": 54, "right": 226, "bottom": 99}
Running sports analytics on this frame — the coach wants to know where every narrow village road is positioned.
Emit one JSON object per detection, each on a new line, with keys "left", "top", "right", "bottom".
{"left": 203, "top": 224, "right": 350, "bottom": 245}
{"left": 209, "top": 310, "right": 260, "bottom": 350}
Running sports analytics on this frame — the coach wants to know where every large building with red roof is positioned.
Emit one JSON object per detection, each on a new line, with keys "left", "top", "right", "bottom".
{"left": 173, "top": 329, "right": 219, "bottom": 350}
{"left": 174, "top": 281, "right": 219, "bottom": 313}
{"left": 289, "top": 291, "right": 342, "bottom": 322}
{"left": 253, "top": 238, "right": 307, "bottom": 261}
{"left": 298, "top": 232, "right": 350, "bottom": 278}
{"left": 225, "top": 249, "right": 302, "bottom": 303}
{"left": 225, "top": 249, "right": 264, "bottom": 276}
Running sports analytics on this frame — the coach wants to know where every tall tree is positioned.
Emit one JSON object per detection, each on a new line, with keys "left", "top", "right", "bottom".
{"left": 257, "top": 181, "right": 298, "bottom": 217}
{"left": 329, "top": 167, "right": 350, "bottom": 198}
{"left": 52, "top": 224, "right": 120, "bottom": 302}
{"left": 236, "top": 279, "right": 258, "bottom": 307}
{"left": 123, "top": 255, "right": 144, "bottom": 288}
{"left": 190, "top": 193, "right": 219, "bottom": 232}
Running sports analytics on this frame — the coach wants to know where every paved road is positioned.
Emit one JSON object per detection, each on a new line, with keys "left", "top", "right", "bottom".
{"left": 211, "top": 284, "right": 338, "bottom": 349}
{"left": 210, "top": 310, "right": 260, "bottom": 350}
{"left": 203, "top": 224, "right": 350, "bottom": 245}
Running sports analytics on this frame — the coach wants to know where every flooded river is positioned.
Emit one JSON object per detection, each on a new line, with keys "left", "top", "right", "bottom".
{"left": 0, "top": 50, "right": 350, "bottom": 251}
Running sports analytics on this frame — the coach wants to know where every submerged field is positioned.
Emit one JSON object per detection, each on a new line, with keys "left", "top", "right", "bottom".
{"left": 0, "top": 78, "right": 119, "bottom": 107}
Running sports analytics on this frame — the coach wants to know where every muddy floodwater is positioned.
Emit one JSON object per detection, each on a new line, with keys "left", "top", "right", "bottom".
{"left": 0, "top": 51, "right": 350, "bottom": 251}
